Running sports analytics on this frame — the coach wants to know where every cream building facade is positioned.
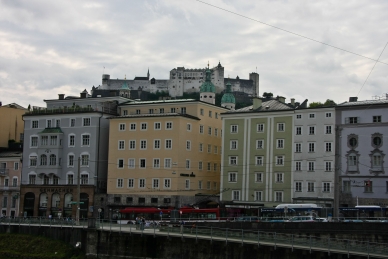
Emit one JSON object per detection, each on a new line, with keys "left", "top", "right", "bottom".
{"left": 0, "top": 103, "right": 27, "bottom": 149}
{"left": 107, "top": 99, "right": 228, "bottom": 209}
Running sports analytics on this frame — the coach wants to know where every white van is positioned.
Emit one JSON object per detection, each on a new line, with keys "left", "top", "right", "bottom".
{"left": 288, "top": 216, "right": 315, "bottom": 222}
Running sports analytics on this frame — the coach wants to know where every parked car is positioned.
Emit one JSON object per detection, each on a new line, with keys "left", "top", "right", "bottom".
{"left": 315, "top": 218, "right": 328, "bottom": 222}
{"left": 268, "top": 218, "right": 289, "bottom": 222}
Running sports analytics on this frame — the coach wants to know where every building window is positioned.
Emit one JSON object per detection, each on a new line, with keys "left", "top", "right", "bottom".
{"left": 29, "top": 156, "right": 37, "bottom": 167}
{"left": 295, "top": 182, "right": 302, "bottom": 192}
{"left": 67, "top": 174, "right": 74, "bottom": 185}
{"left": 309, "top": 126, "right": 315, "bottom": 135}
{"left": 325, "top": 161, "right": 332, "bottom": 171}
{"left": 214, "top": 128, "right": 218, "bottom": 136}
{"left": 308, "top": 162, "right": 315, "bottom": 171}
{"left": 140, "top": 140, "right": 147, "bottom": 149}
{"left": 159, "top": 108, "right": 164, "bottom": 113}
{"left": 70, "top": 119, "right": 75, "bottom": 127}
{"left": 325, "top": 142, "right": 332, "bottom": 152}
{"left": 209, "top": 111, "right": 212, "bottom": 117}
{"left": 81, "top": 155, "right": 89, "bottom": 166}
{"left": 40, "top": 154, "right": 47, "bottom": 165}
{"left": 276, "top": 156, "right": 284, "bottom": 166}
{"left": 187, "top": 123, "right": 191, "bottom": 131}
{"left": 81, "top": 174, "right": 88, "bottom": 184}
{"left": 68, "top": 135, "right": 75, "bottom": 147}
{"left": 83, "top": 118, "right": 91, "bottom": 126}
{"left": 325, "top": 125, "right": 332, "bottom": 134}
{"left": 308, "top": 142, "right": 315, "bottom": 152}
{"left": 256, "top": 140, "right": 264, "bottom": 149}
{"left": 323, "top": 182, "right": 331, "bottom": 192}
{"left": 119, "top": 123, "right": 126, "bottom": 131}
{"left": 2, "top": 197, "right": 7, "bottom": 208}
{"left": 129, "top": 140, "right": 136, "bottom": 150}
{"left": 46, "top": 119, "right": 52, "bottom": 128}
{"left": 82, "top": 135, "right": 90, "bottom": 146}
{"left": 308, "top": 182, "right": 315, "bottom": 192}
{"left": 141, "top": 123, "right": 147, "bottom": 130}
{"left": 277, "top": 139, "right": 284, "bottom": 149}
{"left": 139, "top": 179, "right": 145, "bottom": 188}
{"left": 31, "top": 136, "right": 38, "bottom": 147}
{"left": 164, "top": 158, "right": 171, "bottom": 168}
{"left": 128, "top": 158, "right": 135, "bottom": 168}
{"left": 295, "top": 161, "right": 301, "bottom": 171}
{"left": 295, "top": 126, "right": 302, "bottom": 135}
{"left": 343, "top": 181, "right": 351, "bottom": 193}
{"left": 128, "top": 179, "right": 134, "bottom": 188}
{"left": 255, "top": 173, "right": 262, "bottom": 182}
{"left": 373, "top": 116, "right": 381, "bottom": 123}
{"left": 215, "top": 112, "right": 218, "bottom": 119}
{"left": 295, "top": 143, "right": 302, "bottom": 153}
{"left": 257, "top": 124, "right": 264, "bottom": 132}
{"left": 371, "top": 153, "right": 383, "bottom": 172}
{"left": 256, "top": 156, "right": 263, "bottom": 166}
{"left": 41, "top": 136, "right": 48, "bottom": 146}
{"left": 123, "top": 110, "right": 128, "bottom": 115}
{"left": 136, "top": 109, "right": 140, "bottom": 114}
{"left": 29, "top": 174, "right": 36, "bottom": 184}
{"left": 67, "top": 155, "right": 74, "bottom": 167}
{"left": 153, "top": 159, "right": 160, "bottom": 168}
{"left": 254, "top": 191, "right": 262, "bottom": 201}
{"left": 277, "top": 123, "right": 285, "bottom": 131}
{"left": 231, "top": 125, "right": 238, "bottom": 133}
{"left": 296, "top": 114, "right": 302, "bottom": 119}
{"left": 198, "top": 161, "right": 203, "bottom": 170}
{"left": 199, "top": 143, "right": 203, "bottom": 152}
{"left": 276, "top": 173, "right": 283, "bottom": 183}
{"left": 118, "top": 140, "right": 125, "bottom": 150}
{"left": 309, "top": 113, "right": 315, "bottom": 118}
{"left": 186, "top": 141, "right": 191, "bottom": 150}
{"left": 118, "top": 159, "right": 124, "bottom": 168}
{"left": 207, "top": 144, "right": 211, "bottom": 153}
{"left": 117, "top": 179, "right": 123, "bottom": 188}
{"left": 32, "top": 120, "right": 39, "bottom": 128}
{"left": 229, "top": 156, "right": 237, "bottom": 165}
{"left": 130, "top": 123, "right": 136, "bottom": 131}
{"left": 186, "top": 160, "right": 190, "bottom": 169}
{"left": 214, "top": 146, "right": 218, "bottom": 154}
{"left": 325, "top": 112, "right": 332, "bottom": 118}
{"left": 198, "top": 181, "right": 203, "bottom": 190}
{"left": 232, "top": 190, "right": 240, "bottom": 201}
{"left": 140, "top": 159, "right": 146, "bottom": 168}
{"left": 165, "top": 139, "right": 172, "bottom": 149}
{"left": 230, "top": 140, "right": 237, "bottom": 150}
{"left": 166, "top": 122, "right": 172, "bottom": 129}
{"left": 181, "top": 107, "right": 186, "bottom": 114}
{"left": 199, "top": 125, "right": 204, "bottom": 134}
{"left": 207, "top": 162, "right": 211, "bottom": 171}
{"left": 275, "top": 192, "right": 283, "bottom": 202}
{"left": 50, "top": 136, "right": 57, "bottom": 146}
{"left": 164, "top": 179, "right": 171, "bottom": 189}
{"left": 229, "top": 172, "right": 237, "bottom": 182}
{"left": 364, "top": 180, "right": 373, "bottom": 192}
{"left": 170, "top": 108, "right": 176, "bottom": 113}
{"left": 149, "top": 109, "right": 154, "bottom": 114}
{"left": 154, "top": 139, "right": 161, "bottom": 149}
{"left": 49, "top": 154, "right": 56, "bottom": 165}
{"left": 154, "top": 122, "right": 161, "bottom": 130}
{"left": 348, "top": 136, "right": 358, "bottom": 148}
{"left": 208, "top": 126, "right": 212, "bottom": 135}
{"left": 347, "top": 153, "right": 358, "bottom": 172}
{"left": 372, "top": 134, "right": 383, "bottom": 148}
{"left": 346, "top": 117, "right": 359, "bottom": 124}
{"left": 185, "top": 179, "right": 190, "bottom": 189}
{"left": 153, "top": 179, "right": 159, "bottom": 189}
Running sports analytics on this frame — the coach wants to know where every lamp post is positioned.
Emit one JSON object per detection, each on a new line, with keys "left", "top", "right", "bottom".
{"left": 98, "top": 208, "right": 102, "bottom": 226}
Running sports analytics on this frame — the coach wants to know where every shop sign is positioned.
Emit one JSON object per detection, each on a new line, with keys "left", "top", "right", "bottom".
{"left": 40, "top": 188, "right": 73, "bottom": 193}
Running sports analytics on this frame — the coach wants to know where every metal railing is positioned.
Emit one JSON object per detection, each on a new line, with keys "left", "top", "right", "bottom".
{"left": 2, "top": 217, "right": 387, "bottom": 258}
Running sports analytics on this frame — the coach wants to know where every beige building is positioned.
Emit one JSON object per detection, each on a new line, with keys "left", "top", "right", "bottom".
{"left": 0, "top": 103, "right": 27, "bottom": 148}
{"left": 107, "top": 99, "right": 228, "bottom": 210}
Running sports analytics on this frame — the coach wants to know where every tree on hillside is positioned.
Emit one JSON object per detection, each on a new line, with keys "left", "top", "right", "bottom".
{"left": 262, "top": 92, "right": 273, "bottom": 98}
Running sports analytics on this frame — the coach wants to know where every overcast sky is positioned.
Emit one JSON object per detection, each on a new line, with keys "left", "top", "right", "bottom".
{"left": 0, "top": 0, "right": 387, "bottom": 108}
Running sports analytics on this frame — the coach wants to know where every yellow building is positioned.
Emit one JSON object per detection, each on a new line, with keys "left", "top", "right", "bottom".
{"left": 0, "top": 103, "right": 27, "bottom": 148}
{"left": 107, "top": 99, "right": 228, "bottom": 209}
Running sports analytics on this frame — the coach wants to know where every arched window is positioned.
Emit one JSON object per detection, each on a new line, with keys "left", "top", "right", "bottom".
{"left": 49, "top": 154, "right": 56, "bottom": 165}
{"left": 40, "top": 155, "right": 47, "bottom": 166}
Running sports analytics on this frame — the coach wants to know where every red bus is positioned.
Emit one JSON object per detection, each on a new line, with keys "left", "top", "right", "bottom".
{"left": 119, "top": 206, "right": 225, "bottom": 223}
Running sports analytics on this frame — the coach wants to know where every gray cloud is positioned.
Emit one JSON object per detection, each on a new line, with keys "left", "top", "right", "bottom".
{"left": 0, "top": 0, "right": 387, "bottom": 108}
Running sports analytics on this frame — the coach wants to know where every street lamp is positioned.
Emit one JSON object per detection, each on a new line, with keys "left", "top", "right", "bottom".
{"left": 98, "top": 208, "right": 102, "bottom": 226}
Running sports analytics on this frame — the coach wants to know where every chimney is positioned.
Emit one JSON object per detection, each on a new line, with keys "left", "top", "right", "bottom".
{"left": 291, "top": 98, "right": 295, "bottom": 106}
{"left": 277, "top": 96, "right": 286, "bottom": 103}
{"left": 58, "top": 94, "right": 65, "bottom": 100}
{"left": 253, "top": 97, "right": 262, "bottom": 110}
{"left": 349, "top": 97, "right": 358, "bottom": 102}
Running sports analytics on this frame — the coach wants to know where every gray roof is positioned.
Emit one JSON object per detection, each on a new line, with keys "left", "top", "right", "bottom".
{"left": 109, "top": 113, "right": 200, "bottom": 120}
{"left": 338, "top": 99, "right": 388, "bottom": 107}
{"left": 229, "top": 99, "right": 294, "bottom": 113}
{"left": 120, "top": 99, "right": 196, "bottom": 106}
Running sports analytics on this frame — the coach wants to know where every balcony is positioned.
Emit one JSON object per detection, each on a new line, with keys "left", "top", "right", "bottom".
{"left": 0, "top": 168, "right": 9, "bottom": 176}
{"left": 0, "top": 185, "right": 20, "bottom": 191}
